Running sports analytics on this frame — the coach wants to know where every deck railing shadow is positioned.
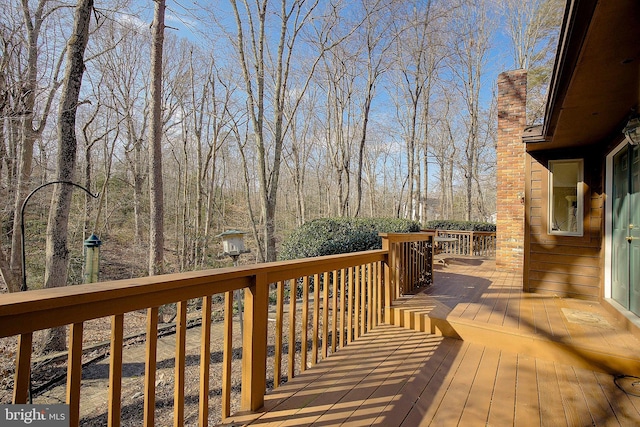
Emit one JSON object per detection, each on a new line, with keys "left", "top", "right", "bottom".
{"left": 230, "top": 327, "right": 463, "bottom": 426}
{"left": 373, "top": 259, "right": 640, "bottom": 426}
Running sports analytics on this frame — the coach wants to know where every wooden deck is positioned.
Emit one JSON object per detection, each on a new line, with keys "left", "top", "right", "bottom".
{"left": 223, "top": 258, "right": 640, "bottom": 426}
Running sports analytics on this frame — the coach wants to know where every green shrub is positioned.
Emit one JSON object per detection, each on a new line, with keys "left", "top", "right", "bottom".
{"left": 423, "top": 220, "right": 496, "bottom": 232}
{"left": 279, "top": 217, "right": 421, "bottom": 260}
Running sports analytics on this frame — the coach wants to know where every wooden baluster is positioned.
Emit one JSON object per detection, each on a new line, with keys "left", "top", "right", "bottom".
{"left": 222, "top": 291, "right": 233, "bottom": 419}
{"left": 421, "top": 240, "right": 426, "bottom": 284}
{"left": 354, "top": 265, "right": 361, "bottom": 339}
{"left": 427, "top": 239, "right": 431, "bottom": 282}
{"left": 301, "top": 276, "right": 310, "bottom": 372}
{"left": 407, "top": 242, "right": 416, "bottom": 293}
{"left": 400, "top": 243, "right": 405, "bottom": 294}
{"left": 405, "top": 243, "right": 410, "bottom": 293}
{"left": 360, "top": 265, "right": 366, "bottom": 336}
{"left": 109, "top": 314, "right": 124, "bottom": 427}
{"left": 381, "top": 235, "right": 393, "bottom": 324}
{"left": 67, "top": 322, "right": 84, "bottom": 427}
{"left": 374, "top": 262, "right": 380, "bottom": 327}
{"left": 367, "top": 263, "right": 373, "bottom": 332}
{"left": 174, "top": 301, "right": 188, "bottom": 427}
{"left": 412, "top": 243, "right": 416, "bottom": 291}
{"left": 412, "top": 242, "right": 416, "bottom": 291}
{"left": 241, "top": 272, "right": 269, "bottom": 411}
{"left": 418, "top": 242, "right": 422, "bottom": 287}
{"left": 312, "top": 273, "right": 320, "bottom": 366}
{"left": 274, "top": 281, "right": 284, "bottom": 388}
{"left": 419, "top": 241, "right": 424, "bottom": 284}
{"left": 144, "top": 307, "right": 159, "bottom": 427}
{"left": 379, "top": 260, "right": 385, "bottom": 322}
{"left": 12, "top": 333, "right": 32, "bottom": 404}
{"left": 288, "top": 279, "right": 297, "bottom": 380}
{"left": 322, "top": 271, "right": 329, "bottom": 359}
{"left": 199, "top": 296, "right": 212, "bottom": 426}
{"left": 406, "top": 242, "right": 412, "bottom": 293}
{"left": 347, "top": 267, "right": 354, "bottom": 344}
{"left": 339, "top": 269, "right": 346, "bottom": 349}
{"left": 331, "top": 270, "right": 338, "bottom": 353}
{"left": 396, "top": 242, "right": 402, "bottom": 297}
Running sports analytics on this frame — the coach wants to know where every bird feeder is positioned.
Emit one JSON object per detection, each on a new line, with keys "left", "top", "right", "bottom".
{"left": 217, "top": 229, "right": 249, "bottom": 258}
{"left": 83, "top": 233, "right": 102, "bottom": 283}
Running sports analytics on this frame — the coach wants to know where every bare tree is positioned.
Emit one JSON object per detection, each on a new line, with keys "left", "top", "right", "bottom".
{"left": 2, "top": 0, "right": 68, "bottom": 293}
{"left": 229, "top": 0, "right": 324, "bottom": 261}
{"left": 321, "top": 43, "right": 357, "bottom": 217}
{"left": 428, "top": 93, "right": 459, "bottom": 219}
{"left": 148, "top": 0, "right": 165, "bottom": 275}
{"left": 42, "top": 0, "right": 93, "bottom": 352}
{"left": 501, "top": 0, "right": 563, "bottom": 123}
{"left": 352, "top": 0, "right": 396, "bottom": 217}
{"left": 449, "top": 0, "right": 494, "bottom": 221}
{"left": 282, "top": 86, "right": 319, "bottom": 226}
{"left": 79, "top": 74, "right": 123, "bottom": 239}
{"left": 391, "top": 0, "right": 451, "bottom": 222}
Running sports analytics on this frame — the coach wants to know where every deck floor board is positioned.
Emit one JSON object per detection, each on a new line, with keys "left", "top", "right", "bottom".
{"left": 556, "top": 363, "right": 593, "bottom": 427}
{"left": 486, "top": 350, "right": 517, "bottom": 426}
{"left": 223, "top": 258, "right": 640, "bottom": 427}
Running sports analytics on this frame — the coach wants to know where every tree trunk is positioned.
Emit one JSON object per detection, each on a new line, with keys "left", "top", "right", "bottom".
{"left": 42, "top": 0, "right": 93, "bottom": 353}
{"left": 7, "top": 0, "right": 64, "bottom": 292}
{"left": 148, "top": 0, "right": 165, "bottom": 276}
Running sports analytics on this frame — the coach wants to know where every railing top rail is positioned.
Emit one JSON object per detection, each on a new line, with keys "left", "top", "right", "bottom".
{"left": 0, "top": 249, "right": 388, "bottom": 338}
{"left": 422, "top": 229, "right": 496, "bottom": 236}
{"left": 379, "top": 232, "right": 434, "bottom": 243}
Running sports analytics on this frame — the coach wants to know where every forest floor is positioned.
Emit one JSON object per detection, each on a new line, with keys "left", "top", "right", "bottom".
{"left": 0, "top": 298, "right": 313, "bottom": 426}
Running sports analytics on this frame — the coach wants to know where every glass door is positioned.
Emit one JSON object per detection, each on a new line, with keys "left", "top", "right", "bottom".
{"left": 612, "top": 144, "right": 640, "bottom": 316}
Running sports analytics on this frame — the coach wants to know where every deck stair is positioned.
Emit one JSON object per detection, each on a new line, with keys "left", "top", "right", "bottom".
{"left": 388, "top": 261, "right": 640, "bottom": 378}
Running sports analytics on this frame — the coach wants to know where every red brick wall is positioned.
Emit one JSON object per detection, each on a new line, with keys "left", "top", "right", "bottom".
{"left": 496, "top": 70, "right": 527, "bottom": 272}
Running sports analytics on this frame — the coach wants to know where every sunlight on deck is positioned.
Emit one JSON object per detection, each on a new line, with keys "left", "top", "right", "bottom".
{"left": 223, "top": 259, "right": 640, "bottom": 426}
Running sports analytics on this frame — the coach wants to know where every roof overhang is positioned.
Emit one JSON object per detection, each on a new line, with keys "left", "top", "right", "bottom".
{"left": 527, "top": 0, "right": 640, "bottom": 152}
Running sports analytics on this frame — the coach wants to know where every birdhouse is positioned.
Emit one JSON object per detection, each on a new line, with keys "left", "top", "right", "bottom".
{"left": 217, "top": 230, "right": 247, "bottom": 256}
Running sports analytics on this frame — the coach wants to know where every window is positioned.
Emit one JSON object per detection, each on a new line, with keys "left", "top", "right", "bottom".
{"left": 549, "top": 159, "right": 583, "bottom": 236}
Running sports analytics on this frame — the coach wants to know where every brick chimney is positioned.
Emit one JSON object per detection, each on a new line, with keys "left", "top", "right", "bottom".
{"left": 496, "top": 70, "right": 527, "bottom": 273}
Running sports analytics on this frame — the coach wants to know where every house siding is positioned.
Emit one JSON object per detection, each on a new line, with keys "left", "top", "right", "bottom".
{"left": 524, "top": 149, "right": 605, "bottom": 300}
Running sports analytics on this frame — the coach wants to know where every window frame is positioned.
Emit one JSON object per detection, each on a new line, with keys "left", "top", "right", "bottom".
{"left": 548, "top": 159, "right": 584, "bottom": 236}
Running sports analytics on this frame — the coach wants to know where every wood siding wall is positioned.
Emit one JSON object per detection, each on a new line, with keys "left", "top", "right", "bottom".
{"left": 524, "top": 149, "right": 605, "bottom": 300}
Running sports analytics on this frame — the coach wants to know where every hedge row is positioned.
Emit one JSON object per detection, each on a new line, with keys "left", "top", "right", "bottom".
{"left": 278, "top": 217, "right": 421, "bottom": 260}
{"left": 422, "top": 220, "right": 496, "bottom": 232}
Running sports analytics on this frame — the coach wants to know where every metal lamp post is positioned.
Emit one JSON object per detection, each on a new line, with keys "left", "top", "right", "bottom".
{"left": 19, "top": 180, "right": 99, "bottom": 404}
{"left": 20, "top": 180, "right": 99, "bottom": 291}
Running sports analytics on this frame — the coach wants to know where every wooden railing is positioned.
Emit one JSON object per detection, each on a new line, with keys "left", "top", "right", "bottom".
{"left": 425, "top": 229, "right": 496, "bottom": 258}
{"left": 0, "top": 232, "right": 433, "bottom": 427}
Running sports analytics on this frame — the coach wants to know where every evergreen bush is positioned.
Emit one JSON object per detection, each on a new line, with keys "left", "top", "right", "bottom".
{"left": 279, "top": 217, "right": 421, "bottom": 260}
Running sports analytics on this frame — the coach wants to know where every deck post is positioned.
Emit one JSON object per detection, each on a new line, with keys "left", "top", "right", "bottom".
{"left": 241, "top": 272, "right": 269, "bottom": 411}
